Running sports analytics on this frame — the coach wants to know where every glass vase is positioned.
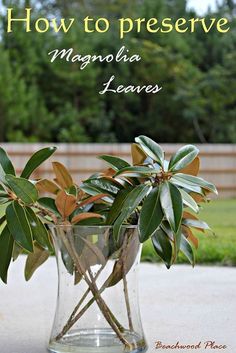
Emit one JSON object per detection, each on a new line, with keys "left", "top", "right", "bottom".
{"left": 48, "top": 225, "right": 148, "bottom": 353}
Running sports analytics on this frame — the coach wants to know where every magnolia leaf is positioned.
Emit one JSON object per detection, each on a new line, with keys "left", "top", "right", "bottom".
{"left": 131, "top": 143, "right": 147, "bottom": 165}
{"left": 105, "top": 232, "right": 140, "bottom": 288}
{"left": 74, "top": 270, "right": 83, "bottom": 285}
{"left": 6, "top": 201, "right": 33, "bottom": 252}
{"left": 21, "top": 147, "right": 56, "bottom": 179}
{"left": 135, "top": 135, "right": 164, "bottom": 166}
{"left": 78, "top": 194, "right": 108, "bottom": 209}
{"left": 36, "top": 179, "right": 60, "bottom": 194}
{"left": 37, "top": 197, "right": 60, "bottom": 217}
{"left": 25, "top": 243, "right": 50, "bottom": 281}
{"left": 182, "top": 225, "right": 199, "bottom": 249}
{"left": 68, "top": 185, "right": 77, "bottom": 197}
{"left": 180, "top": 189, "right": 199, "bottom": 213}
{"left": 52, "top": 162, "right": 74, "bottom": 189}
{"left": 72, "top": 212, "right": 103, "bottom": 224}
{"left": 161, "top": 221, "right": 181, "bottom": 261}
{"left": 0, "top": 147, "right": 15, "bottom": 176}
{"left": 169, "top": 145, "right": 199, "bottom": 172}
{"left": 80, "top": 183, "right": 113, "bottom": 203}
{"left": 171, "top": 176, "right": 203, "bottom": 195}
{"left": 182, "top": 218, "right": 211, "bottom": 232}
{"left": 106, "top": 187, "right": 133, "bottom": 225}
{"left": 0, "top": 225, "right": 14, "bottom": 284}
{"left": 173, "top": 174, "right": 218, "bottom": 195}
{"left": 61, "top": 242, "right": 74, "bottom": 275}
{"left": 160, "top": 182, "right": 183, "bottom": 234}
{"left": 180, "top": 234, "right": 195, "bottom": 266}
{"left": 183, "top": 211, "right": 199, "bottom": 220}
{"left": 179, "top": 157, "right": 200, "bottom": 176}
{"left": 0, "top": 195, "right": 9, "bottom": 205}
{"left": 12, "top": 242, "right": 23, "bottom": 261}
{"left": 98, "top": 155, "right": 130, "bottom": 171}
{"left": 152, "top": 228, "right": 173, "bottom": 269}
{"left": 113, "top": 184, "right": 151, "bottom": 242}
{"left": 115, "top": 166, "right": 161, "bottom": 177}
{"left": 84, "top": 177, "right": 121, "bottom": 196}
{"left": 26, "top": 208, "right": 53, "bottom": 251}
{"left": 6, "top": 175, "right": 38, "bottom": 204}
{"left": 101, "top": 168, "right": 116, "bottom": 177}
{"left": 55, "top": 190, "right": 77, "bottom": 219}
{"left": 190, "top": 192, "right": 206, "bottom": 203}
{"left": 79, "top": 237, "right": 106, "bottom": 268}
{"left": 139, "top": 187, "right": 164, "bottom": 242}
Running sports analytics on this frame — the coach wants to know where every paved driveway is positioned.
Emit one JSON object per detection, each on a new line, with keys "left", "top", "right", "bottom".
{"left": 0, "top": 257, "right": 235, "bottom": 353}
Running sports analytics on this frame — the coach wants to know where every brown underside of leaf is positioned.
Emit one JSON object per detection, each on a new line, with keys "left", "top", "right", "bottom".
{"left": 52, "top": 162, "right": 74, "bottom": 189}
{"left": 55, "top": 190, "right": 77, "bottom": 219}
{"left": 182, "top": 225, "right": 199, "bottom": 249}
{"left": 25, "top": 243, "right": 50, "bottom": 281}
{"left": 71, "top": 212, "right": 103, "bottom": 224}
{"left": 106, "top": 232, "right": 140, "bottom": 288}
{"left": 36, "top": 179, "right": 60, "bottom": 194}
{"left": 183, "top": 211, "right": 199, "bottom": 220}
{"left": 101, "top": 168, "right": 116, "bottom": 177}
{"left": 179, "top": 157, "right": 200, "bottom": 176}
{"left": 183, "top": 211, "right": 205, "bottom": 233}
{"left": 77, "top": 194, "right": 109, "bottom": 209}
{"left": 131, "top": 143, "right": 147, "bottom": 165}
{"left": 190, "top": 192, "right": 206, "bottom": 203}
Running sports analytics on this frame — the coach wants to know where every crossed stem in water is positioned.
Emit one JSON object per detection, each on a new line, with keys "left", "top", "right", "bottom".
{"left": 57, "top": 229, "right": 134, "bottom": 350}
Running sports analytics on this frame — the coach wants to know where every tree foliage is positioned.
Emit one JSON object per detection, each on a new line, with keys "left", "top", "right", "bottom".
{"left": 0, "top": 0, "right": 235, "bottom": 143}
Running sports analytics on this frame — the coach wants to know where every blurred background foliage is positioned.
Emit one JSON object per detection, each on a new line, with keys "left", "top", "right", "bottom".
{"left": 0, "top": 0, "right": 236, "bottom": 143}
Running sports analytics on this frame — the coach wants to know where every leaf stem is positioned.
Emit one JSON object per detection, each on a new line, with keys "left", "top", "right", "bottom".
{"left": 57, "top": 229, "right": 132, "bottom": 349}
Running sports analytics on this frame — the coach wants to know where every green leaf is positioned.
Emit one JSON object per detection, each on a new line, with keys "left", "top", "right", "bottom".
{"left": 37, "top": 197, "right": 60, "bottom": 217}
{"left": 182, "top": 218, "right": 211, "bottom": 231}
{"left": 80, "top": 183, "right": 113, "bottom": 203}
{"left": 106, "top": 188, "right": 133, "bottom": 225}
{"left": 79, "top": 237, "right": 106, "bottom": 267}
{"left": 0, "top": 215, "right": 6, "bottom": 227}
{"left": 25, "top": 243, "right": 50, "bottom": 281}
{"left": 6, "top": 201, "right": 33, "bottom": 252}
{"left": 61, "top": 242, "right": 74, "bottom": 275}
{"left": 0, "top": 193, "right": 9, "bottom": 205}
{"left": 105, "top": 232, "right": 140, "bottom": 288}
{"left": 113, "top": 184, "right": 151, "bottom": 241}
{"left": 0, "top": 148, "right": 15, "bottom": 176}
{"left": 98, "top": 155, "right": 130, "bottom": 171}
{"left": 21, "top": 147, "right": 56, "bottom": 179}
{"left": 152, "top": 228, "right": 173, "bottom": 269}
{"left": 84, "top": 177, "right": 122, "bottom": 196}
{"left": 115, "top": 166, "right": 161, "bottom": 177}
{"left": 25, "top": 208, "right": 53, "bottom": 252}
{"left": 12, "top": 242, "right": 23, "bottom": 261}
{"left": 180, "top": 189, "right": 199, "bottom": 213}
{"left": 180, "top": 234, "right": 195, "bottom": 266}
{"left": 6, "top": 175, "right": 38, "bottom": 204}
{"left": 139, "top": 187, "right": 164, "bottom": 242}
{"left": 160, "top": 182, "right": 183, "bottom": 234}
{"left": 0, "top": 164, "right": 6, "bottom": 183}
{"left": 0, "top": 225, "right": 14, "bottom": 283}
{"left": 169, "top": 145, "right": 199, "bottom": 172}
{"left": 135, "top": 135, "right": 164, "bottom": 166}
{"left": 161, "top": 222, "right": 181, "bottom": 261}
{"left": 171, "top": 176, "right": 203, "bottom": 195}
{"left": 174, "top": 174, "right": 218, "bottom": 195}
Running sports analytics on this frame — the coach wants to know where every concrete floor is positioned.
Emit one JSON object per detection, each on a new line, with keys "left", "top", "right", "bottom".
{"left": 0, "top": 257, "right": 235, "bottom": 353}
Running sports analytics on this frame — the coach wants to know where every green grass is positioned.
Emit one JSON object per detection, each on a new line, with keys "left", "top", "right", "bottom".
{"left": 142, "top": 199, "right": 236, "bottom": 266}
